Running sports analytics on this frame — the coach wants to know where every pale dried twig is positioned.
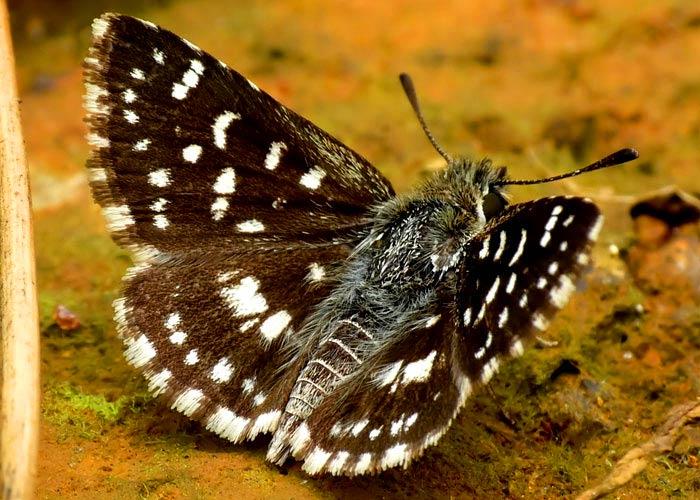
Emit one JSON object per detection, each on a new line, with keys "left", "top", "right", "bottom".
{"left": 576, "top": 399, "right": 700, "bottom": 500}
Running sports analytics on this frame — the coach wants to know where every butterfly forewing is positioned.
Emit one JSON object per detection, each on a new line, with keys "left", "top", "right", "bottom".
{"left": 85, "top": 14, "right": 393, "bottom": 257}
{"left": 454, "top": 196, "right": 601, "bottom": 380}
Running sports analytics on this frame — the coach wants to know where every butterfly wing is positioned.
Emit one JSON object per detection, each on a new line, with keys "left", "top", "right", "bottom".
{"left": 283, "top": 196, "right": 601, "bottom": 475}
{"left": 84, "top": 14, "right": 393, "bottom": 441}
{"left": 84, "top": 13, "right": 394, "bottom": 259}
{"left": 454, "top": 195, "right": 601, "bottom": 380}
{"left": 118, "top": 246, "right": 348, "bottom": 441}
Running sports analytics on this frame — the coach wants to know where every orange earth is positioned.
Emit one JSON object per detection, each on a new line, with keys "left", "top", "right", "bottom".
{"left": 7, "top": 0, "right": 700, "bottom": 498}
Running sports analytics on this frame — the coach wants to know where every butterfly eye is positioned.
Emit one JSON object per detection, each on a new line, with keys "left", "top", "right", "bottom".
{"left": 483, "top": 190, "right": 507, "bottom": 220}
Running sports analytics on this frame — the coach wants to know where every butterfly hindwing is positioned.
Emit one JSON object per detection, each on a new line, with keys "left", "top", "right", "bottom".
{"left": 284, "top": 313, "right": 468, "bottom": 476}
{"left": 117, "top": 245, "right": 348, "bottom": 441}
{"left": 84, "top": 13, "right": 393, "bottom": 257}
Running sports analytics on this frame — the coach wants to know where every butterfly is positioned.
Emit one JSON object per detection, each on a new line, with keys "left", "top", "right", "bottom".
{"left": 83, "top": 13, "right": 638, "bottom": 476}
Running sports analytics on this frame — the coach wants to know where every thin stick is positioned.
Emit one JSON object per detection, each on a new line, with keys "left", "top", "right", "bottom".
{"left": 0, "top": 1, "right": 40, "bottom": 498}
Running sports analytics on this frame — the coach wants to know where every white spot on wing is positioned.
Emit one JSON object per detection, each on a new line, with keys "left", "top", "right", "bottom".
{"left": 87, "top": 134, "right": 109, "bottom": 149}
{"left": 150, "top": 198, "right": 168, "bottom": 213}
{"left": 122, "top": 88, "right": 137, "bottom": 103}
{"left": 404, "top": 413, "right": 418, "bottom": 430}
{"left": 213, "top": 168, "right": 236, "bottom": 194}
{"left": 532, "top": 313, "right": 549, "bottom": 331}
{"left": 171, "top": 388, "right": 203, "bottom": 417}
{"left": 493, "top": 231, "right": 507, "bottom": 260}
{"left": 373, "top": 360, "right": 402, "bottom": 387}
{"left": 328, "top": 451, "right": 350, "bottom": 475}
{"left": 299, "top": 166, "right": 326, "bottom": 190}
{"left": 237, "top": 220, "right": 265, "bottom": 233}
{"left": 172, "top": 59, "right": 205, "bottom": 100}
{"left": 103, "top": 205, "right": 135, "bottom": 232}
{"left": 211, "top": 358, "right": 234, "bottom": 383}
{"left": 184, "top": 349, "right": 199, "bottom": 365}
{"left": 148, "top": 168, "right": 170, "bottom": 187}
{"left": 307, "top": 263, "right": 325, "bottom": 282}
{"left": 259, "top": 310, "right": 292, "bottom": 342}
{"left": 540, "top": 231, "right": 551, "bottom": 247}
{"left": 145, "top": 368, "right": 171, "bottom": 396}
{"left": 133, "top": 138, "right": 150, "bottom": 151}
{"left": 381, "top": 443, "right": 408, "bottom": 469}
{"left": 123, "top": 110, "right": 139, "bottom": 124}
{"left": 355, "top": 453, "right": 372, "bottom": 474}
{"left": 153, "top": 48, "right": 165, "bottom": 64}
{"left": 463, "top": 308, "right": 472, "bottom": 326}
{"left": 206, "top": 407, "right": 249, "bottom": 442}
{"left": 508, "top": 229, "right": 527, "bottom": 266}
{"left": 390, "top": 416, "right": 405, "bottom": 436}
{"left": 264, "top": 141, "right": 287, "bottom": 170}
{"left": 481, "top": 357, "right": 500, "bottom": 383}
{"left": 88, "top": 167, "right": 107, "bottom": 182}
{"left": 221, "top": 276, "right": 268, "bottom": 317}
{"left": 91, "top": 17, "right": 110, "bottom": 39}
{"left": 425, "top": 315, "right": 440, "bottom": 328}
{"left": 182, "top": 144, "right": 202, "bottom": 163}
{"left": 402, "top": 350, "right": 437, "bottom": 385}
{"left": 169, "top": 330, "right": 187, "bottom": 345}
{"left": 303, "top": 447, "right": 332, "bottom": 475}
{"left": 130, "top": 68, "right": 145, "bottom": 80}
{"left": 479, "top": 236, "right": 490, "bottom": 259}
{"left": 212, "top": 111, "right": 241, "bottom": 149}
{"left": 290, "top": 422, "right": 311, "bottom": 454}
{"left": 241, "top": 378, "right": 255, "bottom": 395}
{"left": 588, "top": 215, "right": 604, "bottom": 241}
{"left": 486, "top": 276, "right": 500, "bottom": 304}
{"left": 248, "top": 411, "right": 281, "bottom": 438}
{"left": 153, "top": 214, "right": 169, "bottom": 229}
{"left": 124, "top": 334, "right": 156, "bottom": 368}
{"left": 350, "top": 420, "right": 368, "bottom": 436}
{"left": 211, "top": 197, "right": 229, "bottom": 221}
{"left": 550, "top": 274, "right": 576, "bottom": 308}
{"left": 506, "top": 273, "right": 517, "bottom": 294}
{"left": 498, "top": 307, "right": 509, "bottom": 328}
{"left": 510, "top": 339, "right": 525, "bottom": 357}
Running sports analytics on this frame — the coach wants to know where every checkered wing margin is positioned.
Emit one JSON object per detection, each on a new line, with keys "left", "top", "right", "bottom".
{"left": 84, "top": 13, "right": 394, "bottom": 259}
{"left": 282, "top": 196, "right": 602, "bottom": 475}
{"left": 117, "top": 246, "right": 347, "bottom": 442}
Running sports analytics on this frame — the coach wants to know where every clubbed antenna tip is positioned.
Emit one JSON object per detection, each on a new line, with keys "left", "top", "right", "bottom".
{"left": 399, "top": 73, "right": 453, "bottom": 164}
{"left": 496, "top": 148, "right": 639, "bottom": 186}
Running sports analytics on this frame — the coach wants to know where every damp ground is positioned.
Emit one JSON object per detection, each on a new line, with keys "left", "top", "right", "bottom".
{"left": 9, "top": 0, "right": 700, "bottom": 498}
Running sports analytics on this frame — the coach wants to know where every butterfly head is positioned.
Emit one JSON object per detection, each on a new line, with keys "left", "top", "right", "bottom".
{"left": 423, "top": 156, "right": 509, "bottom": 228}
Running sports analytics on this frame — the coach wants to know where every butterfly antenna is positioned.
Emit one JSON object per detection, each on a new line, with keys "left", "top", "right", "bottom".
{"left": 495, "top": 148, "right": 639, "bottom": 186}
{"left": 399, "top": 73, "right": 453, "bottom": 164}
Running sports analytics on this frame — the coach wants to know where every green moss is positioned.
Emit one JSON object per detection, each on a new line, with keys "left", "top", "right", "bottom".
{"left": 43, "top": 382, "right": 147, "bottom": 441}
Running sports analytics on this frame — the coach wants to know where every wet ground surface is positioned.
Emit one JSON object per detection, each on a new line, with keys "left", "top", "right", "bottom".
{"left": 8, "top": 0, "right": 700, "bottom": 498}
